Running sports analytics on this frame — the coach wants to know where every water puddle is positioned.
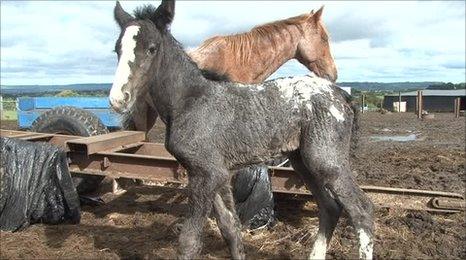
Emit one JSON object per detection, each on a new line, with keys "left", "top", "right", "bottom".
{"left": 370, "top": 134, "right": 418, "bottom": 142}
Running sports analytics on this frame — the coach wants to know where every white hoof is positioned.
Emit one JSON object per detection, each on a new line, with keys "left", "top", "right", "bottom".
{"left": 309, "top": 234, "right": 327, "bottom": 260}
{"left": 358, "top": 229, "right": 373, "bottom": 260}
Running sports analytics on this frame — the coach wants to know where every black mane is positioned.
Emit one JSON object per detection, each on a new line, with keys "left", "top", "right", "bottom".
{"left": 200, "top": 70, "right": 230, "bottom": 82}
{"left": 134, "top": 5, "right": 230, "bottom": 83}
{"left": 133, "top": 4, "right": 158, "bottom": 20}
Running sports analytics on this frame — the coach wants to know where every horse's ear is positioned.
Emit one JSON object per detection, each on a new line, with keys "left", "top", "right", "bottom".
{"left": 310, "top": 9, "right": 314, "bottom": 15}
{"left": 313, "top": 6, "right": 324, "bottom": 22}
{"left": 114, "top": 1, "right": 134, "bottom": 29}
{"left": 154, "top": 0, "right": 175, "bottom": 30}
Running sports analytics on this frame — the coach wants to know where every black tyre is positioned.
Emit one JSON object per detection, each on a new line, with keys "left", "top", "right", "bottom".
{"left": 31, "top": 106, "right": 108, "bottom": 194}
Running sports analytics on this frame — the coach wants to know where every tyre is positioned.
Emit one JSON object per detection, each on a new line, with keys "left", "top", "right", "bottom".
{"left": 31, "top": 106, "right": 108, "bottom": 194}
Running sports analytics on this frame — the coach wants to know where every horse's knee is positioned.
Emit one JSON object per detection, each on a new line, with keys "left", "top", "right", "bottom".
{"left": 304, "top": 157, "right": 348, "bottom": 184}
{"left": 166, "top": 139, "right": 188, "bottom": 162}
{"left": 325, "top": 176, "right": 374, "bottom": 226}
{"left": 351, "top": 190, "right": 374, "bottom": 228}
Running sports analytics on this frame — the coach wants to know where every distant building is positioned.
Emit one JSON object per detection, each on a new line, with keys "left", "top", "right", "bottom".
{"left": 383, "top": 89, "right": 466, "bottom": 112}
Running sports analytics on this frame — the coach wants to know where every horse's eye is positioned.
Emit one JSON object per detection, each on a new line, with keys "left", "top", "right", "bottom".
{"left": 148, "top": 44, "right": 156, "bottom": 54}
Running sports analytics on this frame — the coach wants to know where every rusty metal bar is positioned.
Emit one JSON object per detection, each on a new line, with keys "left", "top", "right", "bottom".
{"left": 431, "top": 197, "right": 466, "bottom": 211}
{"left": 66, "top": 131, "right": 146, "bottom": 155}
{"left": 69, "top": 152, "right": 185, "bottom": 183}
{"left": 1, "top": 129, "right": 465, "bottom": 213}
{"left": 68, "top": 150, "right": 465, "bottom": 213}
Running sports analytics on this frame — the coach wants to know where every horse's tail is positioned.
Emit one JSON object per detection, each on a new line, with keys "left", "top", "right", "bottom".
{"left": 349, "top": 98, "right": 360, "bottom": 155}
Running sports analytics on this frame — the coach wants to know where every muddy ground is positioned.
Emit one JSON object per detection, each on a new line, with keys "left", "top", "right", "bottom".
{"left": 1, "top": 112, "right": 465, "bottom": 259}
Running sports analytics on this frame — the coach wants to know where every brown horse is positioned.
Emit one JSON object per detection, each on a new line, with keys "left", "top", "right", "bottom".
{"left": 189, "top": 7, "right": 337, "bottom": 84}
{"left": 121, "top": 6, "right": 337, "bottom": 133}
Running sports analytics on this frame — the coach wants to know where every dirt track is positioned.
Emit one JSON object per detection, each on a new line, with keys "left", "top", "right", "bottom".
{"left": 1, "top": 112, "right": 465, "bottom": 259}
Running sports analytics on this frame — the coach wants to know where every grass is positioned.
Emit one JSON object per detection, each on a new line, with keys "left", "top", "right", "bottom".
{"left": 1, "top": 110, "right": 17, "bottom": 120}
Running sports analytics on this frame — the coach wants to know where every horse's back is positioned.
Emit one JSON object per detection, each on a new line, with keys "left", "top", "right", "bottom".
{"left": 176, "top": 76, "right": 354, "bottom": 166}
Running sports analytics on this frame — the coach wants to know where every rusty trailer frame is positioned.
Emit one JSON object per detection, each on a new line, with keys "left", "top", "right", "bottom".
{"left": 1, "top": 129, "right": 464, "bottom": 213}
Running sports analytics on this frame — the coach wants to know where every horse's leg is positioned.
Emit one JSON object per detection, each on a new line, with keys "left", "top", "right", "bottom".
{"left": 288, "top": 152, "right": 342, "bottom": 260}
{"left": 300, "top": 130, "right": 374, "bottom": 260}
{"left": 212, "top": 183, "right": 245, "bottom": 259}
{"left": 176, "top": 161, "right": 230, "bottom": 259}
{"left": 327, "top": 173, "right": 374, "bottom": 259}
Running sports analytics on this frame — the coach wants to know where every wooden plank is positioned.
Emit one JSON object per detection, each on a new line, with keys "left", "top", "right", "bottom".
{"left": 398, "top": 91, "right": 401, "bottom": 113}
{"left": 454, "top": 98, "right": 461, "bottom": 118}
{"left": 417, "top": 90, "right": 423, "bottom": 118}
{"left": 0, "top": 130, "right": 44, "bottom": 139}
{"left": 20, "top": 133, "right": 55, "bottom": 141}
{"left": 1, "top": 129, "right": 31, "bottom": 137}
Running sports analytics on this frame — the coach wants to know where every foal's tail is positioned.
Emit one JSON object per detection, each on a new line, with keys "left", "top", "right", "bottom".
{"left": 336, "top": 86, "right": 360, "bottom": 155}
{"left": 349, "top": 99, "right": 360, "bottom": 154}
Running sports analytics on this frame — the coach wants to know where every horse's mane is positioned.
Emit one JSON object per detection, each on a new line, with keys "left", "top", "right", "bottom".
{"left": 133, "top": 5, "right": 231, "bottom": 81}
{"left": 135, "top": 5, "right": 312, "bottom": 64}
{"left": 121, "top": 68, "right": 230, "bottom": 131}
{"left": 200, "top": 69, "right": 230, "bottom": 82}
{"left": 133, "top": 4, "right": 158, "bottom": 21}
{"left": 197, "top": 14, "right": 310, "bottom": 63}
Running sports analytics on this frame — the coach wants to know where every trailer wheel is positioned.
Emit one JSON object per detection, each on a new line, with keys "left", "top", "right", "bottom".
{"left": 31, "top": 106, "right": 108, "bottom": 194}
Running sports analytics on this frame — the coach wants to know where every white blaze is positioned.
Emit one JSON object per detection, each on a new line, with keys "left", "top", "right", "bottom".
{"left": 110, "top": 25, "right": 140, "bottom": 103}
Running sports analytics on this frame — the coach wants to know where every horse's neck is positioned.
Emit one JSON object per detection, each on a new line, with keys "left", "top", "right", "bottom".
{"left": 151, "top": 36, "right": 208, "bottom": 122}
{"left": 191, "top": 26, "right": 301, "bottom": 83}
{"left": 248, "top": 34, "right": 298, "bottom": 82}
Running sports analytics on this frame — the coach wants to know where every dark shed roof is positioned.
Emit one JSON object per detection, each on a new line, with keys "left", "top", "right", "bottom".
{"left": 386, "top": 89, "right": 466, "bottom": 97}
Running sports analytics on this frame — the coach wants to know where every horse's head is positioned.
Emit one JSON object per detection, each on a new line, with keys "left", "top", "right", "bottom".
{"left": 295, "top": 6, "right": 338, "bottom": 82}
{"left": 109, "top": 0, "right": 174, "bottom": 113}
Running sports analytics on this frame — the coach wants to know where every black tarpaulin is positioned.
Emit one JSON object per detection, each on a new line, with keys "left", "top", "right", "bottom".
{"left": 233, "top": 165, "right": 276, "bottom": 230}
{"left": 0, "top": 137, "right": 80, "bottom": 231}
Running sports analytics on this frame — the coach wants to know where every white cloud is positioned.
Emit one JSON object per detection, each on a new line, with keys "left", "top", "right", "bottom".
{"left": 1, "top": 0, "right": 464, "bottom": 85}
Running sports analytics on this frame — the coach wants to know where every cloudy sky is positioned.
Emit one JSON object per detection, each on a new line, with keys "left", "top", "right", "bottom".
{"left": 1, "top": 0, "right": 465, "bottom": 85}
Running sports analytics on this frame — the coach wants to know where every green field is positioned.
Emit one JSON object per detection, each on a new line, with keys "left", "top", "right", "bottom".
{"left": 1, "top": 110, "right": 17, "bottom": 120}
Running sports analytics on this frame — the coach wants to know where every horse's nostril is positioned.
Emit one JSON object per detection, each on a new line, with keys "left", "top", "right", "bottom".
{"left": 123, "top": 91, "right": 131, "bottom": 103}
